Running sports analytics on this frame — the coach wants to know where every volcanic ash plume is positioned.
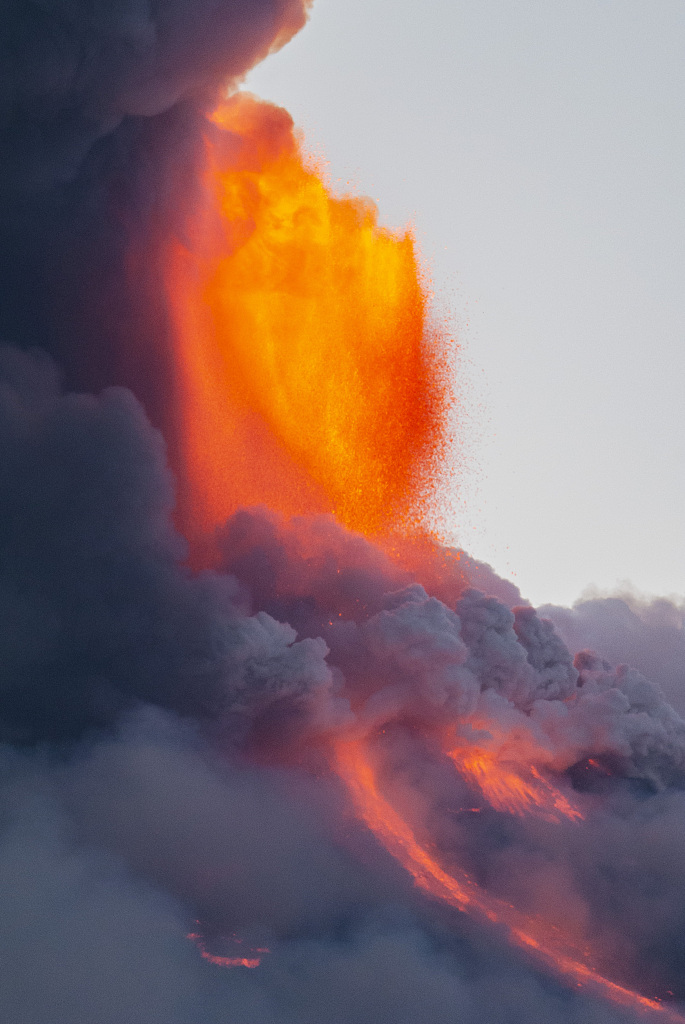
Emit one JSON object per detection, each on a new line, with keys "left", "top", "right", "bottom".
{"left": 1, "top": 4, "right": 685, "bottom": 1024}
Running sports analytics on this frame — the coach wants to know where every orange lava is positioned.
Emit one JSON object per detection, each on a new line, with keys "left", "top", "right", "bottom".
{"left": 200, "top": 952, "right": 261, "bottom": 969}
{"left": 335, "top": 737, "right": 684, "bottom": 1021}
{"left": 166, "top": 94, "right": 452, "bottom": 553}
{"left": 187, "top": 931, "right": 265, "bottom": 969}
{"left": 448, "top": 746, "right": 583, "bottom": 823}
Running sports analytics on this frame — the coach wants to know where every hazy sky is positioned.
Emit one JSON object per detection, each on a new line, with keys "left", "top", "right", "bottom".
{"left": 246, "top": 0, "right": 685, "bottom": 607}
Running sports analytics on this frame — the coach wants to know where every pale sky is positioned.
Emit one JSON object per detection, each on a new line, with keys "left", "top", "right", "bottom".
{"left": 246, "top": 0, "right": 685, "bottom": 608}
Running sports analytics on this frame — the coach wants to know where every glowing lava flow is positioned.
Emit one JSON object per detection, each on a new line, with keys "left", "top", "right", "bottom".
{"left": 166, "top": 94, "right": 453, "bottom": 553}
{"left": 187, "top": 930, "right": 267, "bottom": 969}
{"left": 335, "top": 737, "right": 684, "bottom": 1022}
{"left": 447, "top": 745, "right": 583, "bottom": 823}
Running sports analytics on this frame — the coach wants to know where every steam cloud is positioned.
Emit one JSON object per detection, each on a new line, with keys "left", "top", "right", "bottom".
{"left": 1, "top": 3, "right": 684, "bottom": 1023}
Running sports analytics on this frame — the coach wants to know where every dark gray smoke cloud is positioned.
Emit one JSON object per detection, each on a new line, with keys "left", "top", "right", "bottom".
{"left": 0, "top": 0, "right": 309, "bottom": 193}
{"left": 0, "top": 347, "right": 342, "bottom": 746}
{"left": 0, "top": 709, "right": 644, "bottom": 1024}
{"left": 1, "top": 2, "right": 685, "bottom": 1022}
{"left": 0, "top": 0, "right": 310, "bottom": 430}
{"left": 2, "top": 343, "right": 680, "bottom": 1022}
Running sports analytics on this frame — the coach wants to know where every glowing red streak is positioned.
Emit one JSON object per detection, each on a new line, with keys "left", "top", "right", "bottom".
{"left": 335, "top": 737, "right": 684, "bottom": 1021}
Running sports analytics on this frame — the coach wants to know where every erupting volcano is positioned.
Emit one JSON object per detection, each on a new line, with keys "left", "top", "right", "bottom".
{"left": 159, "top": 90, "right": 685, "bottom": 1021}
{"left": 1, "top": 3, "right": 684, "bottom": 1023}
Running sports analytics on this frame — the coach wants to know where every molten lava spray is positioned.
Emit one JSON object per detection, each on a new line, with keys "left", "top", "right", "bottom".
{"left": 167, "top": 94, "right": 453, "bottom": 551}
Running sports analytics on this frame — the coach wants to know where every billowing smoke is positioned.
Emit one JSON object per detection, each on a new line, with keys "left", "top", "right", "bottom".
{"left": 0, "top": 0, "right": 310, "bottom": 430}
{"left": 1, "top": 4, "right": 685, "bottom": 1024}
{"left": 542, "top": 594, "right": 685, "bottom": 716}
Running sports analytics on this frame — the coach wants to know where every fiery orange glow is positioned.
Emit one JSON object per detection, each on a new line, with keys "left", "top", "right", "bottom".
{"left": 335, "top": 737, "right": 683, "bottom": 1020}
{"left": 187, "top": 931, "right": 266, "bottom": 969}
{"left": 200, "top": 952, "right": 261, "bottom": 969}
{"left": 167, "top": 94, "right": 452, "bottom": 553}
{"left": 448, "top": 745, "right": 583, "bottom": 823}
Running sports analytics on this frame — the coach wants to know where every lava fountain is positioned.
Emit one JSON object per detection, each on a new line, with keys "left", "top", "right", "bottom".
{"left": 166, "top": 93, "right": 454, "bottom": 555}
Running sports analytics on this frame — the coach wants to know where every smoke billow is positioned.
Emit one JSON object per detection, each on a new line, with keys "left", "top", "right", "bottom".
{"left": 1, "top": 3, "right": 685, "bottom": 1024}
{"left": 542, "top": 594, "right": 685, "bottom": 715}
{"left": 0, "top": 0, "right": 310, "bottom": 432}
